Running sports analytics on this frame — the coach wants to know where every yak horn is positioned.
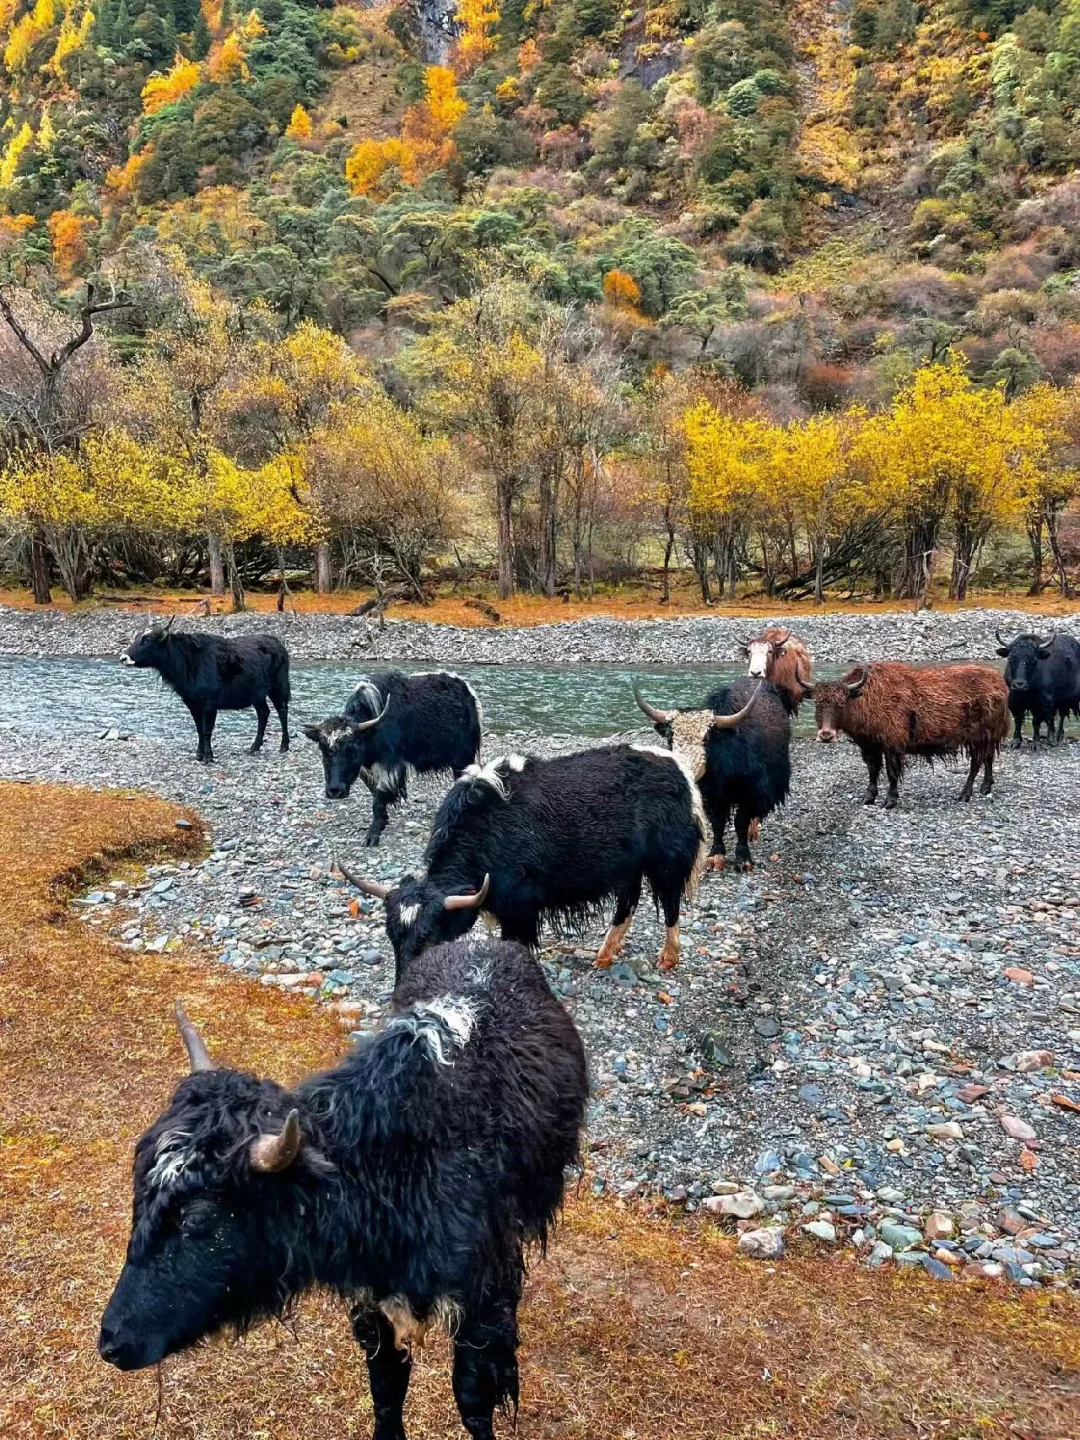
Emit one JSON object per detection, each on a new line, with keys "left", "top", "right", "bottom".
{"left": 995, "top": 628, "right": 1011, "bottom": 649}
{"left": 711, "top": 681, "right": 762, "bottom": 729}
{"left": 795, "top": 659, "right": 814, "bottom": 695}
{"left": 334, "top": 857, "right": 391, "bottom": 902}
{"left": 250, "top": 1109, "right": 302, "bottom": 1173}
{"left": 771, "top": 627, "right": 791, "bottom": 646}
{"left": 1034, "top": 633, "right": 1053, "bottom": 648}
{"left": 349, "top": 698, "right": 390, "bottom": 733}
{"left": 175, "top": 1000, "right": 215, "bottom": 1073}
{"left": 633, "top": 682, "right": 672, "bottom": 725}
{"left": 845, "top": 665, "right": 869, "bottom": 696}
{"left": 443, "top": 874, "right": 491, "bottom": 912}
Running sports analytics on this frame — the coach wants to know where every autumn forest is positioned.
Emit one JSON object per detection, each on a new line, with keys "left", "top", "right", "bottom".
{"left": 2, "top": 0, "right": 1080, "bottom": 606}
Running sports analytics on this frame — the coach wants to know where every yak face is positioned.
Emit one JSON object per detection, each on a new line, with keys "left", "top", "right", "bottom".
{"left": 745, "top": 640, "right": 772, "bottom": 679}
{"left": 99, "top": 1071, "right": 322, "bottom": 1371}
{"left": 303, "top": 719, "right": 374, "bottom": 799}
{"left": 813, "top": 669, "right": 868, "bottom": 743}
{"left": 998, "top": 635, "right": 1052, "bottom": 695}
{"left": 123, "top": 628, "right": 171, "bottom": 671}
{"left": 382, "top": 876, "right": 476, "bottom": 970}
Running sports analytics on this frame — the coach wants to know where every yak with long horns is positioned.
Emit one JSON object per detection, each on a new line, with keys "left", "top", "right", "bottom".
{"left": 632, "top": 676, "right": 790, "bottom": 871}
{"left": 339, "top": 742, "right": 711, "bottom": 974}
{"left": 995, "top": 628, "right": 1080, "bottom": 748}
{"left": 99, "top": 945, "right": 588, "bottom": 1440}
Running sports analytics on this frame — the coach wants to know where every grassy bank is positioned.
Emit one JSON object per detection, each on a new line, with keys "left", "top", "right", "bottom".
{"left": 3, "top": 582, "right": 1080, "bottom": 627}
{"left": 0, "top": 781, "right": 1077, "bottom": 1440}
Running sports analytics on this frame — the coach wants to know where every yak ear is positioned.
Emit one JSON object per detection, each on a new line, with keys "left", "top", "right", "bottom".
{"left": 995, "top": 646, "right": 1010, "bottom": 658}
{"left": 301, "top": 724, "right": 323, "bottom": 744}
{"left": 1037, "top": 645, "right": 1053, "bottom": 659}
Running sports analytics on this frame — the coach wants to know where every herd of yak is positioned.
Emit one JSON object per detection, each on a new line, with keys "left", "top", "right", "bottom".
{"left": 97, "top": 616, "right": 1080, "bottom": 1437}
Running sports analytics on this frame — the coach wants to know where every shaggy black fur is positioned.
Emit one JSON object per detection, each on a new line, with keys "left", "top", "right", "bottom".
{"left": 124, "top": 627, "right": 290, "bottom": 763}
{"left": 372, "top": 745, "right": 705, "bottom": 978}
{"left": 98, "top": 938, "right": 588, "bottom": 1440}
{"left": 303, "top": 670, "right": 482, "bottom": 846}
{"left": 997, "top": 632, "right": 1080, "bottom": 747}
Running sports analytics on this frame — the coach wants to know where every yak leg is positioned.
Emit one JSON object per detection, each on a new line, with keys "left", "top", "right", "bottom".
{"left": 249, "top": 698, "right": 270, "bottom": 754}
{"left": 859, "top": 744, "right": 883, "bottom": 805}
{"left": 273, "top": 695, "right": 289, "bottom": 751}
{"left": 957, "top": 752, "right": 981, "bottom": 802}
{"left": 451, "top": 1296, "right": 521, "bottom": 1440}
{"left": 707, "top": 802, "right": 729, "bottom": 871}
{"left": 656, "top": 883, "right": 683, "bottom": 972}
{"left": 883, "top": 752, "right": 902, "bottom": 809}
{"left": 1056, "top": 709, "right": 1067, "bottom": 744}
{"left": 351, "top": 1307, "right": 412, "bottom": 1440}
{"left": 364, "top": 769, "right": 405, "bottom": 848}
{"left": 596, "top": 879, "right": 641, "bottom": 968}
{"left": 195, "top": 707, "right": 217, "bottom": 764}
{"left": 733, "top": 806, "right": 756, "bottom": 870}
{"left": 980, "top": 753, "right": 995, "bottom": 795}
{"left": 1011, "top": 711, "right": 1024, "bottom": 749}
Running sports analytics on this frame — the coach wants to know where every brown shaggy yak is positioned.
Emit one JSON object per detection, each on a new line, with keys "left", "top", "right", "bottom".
{"left": 740, "top": 626, "right": 814, "bottom": 715}
{"left": 813, "top": 661, "right": 1009, "bottom": 808}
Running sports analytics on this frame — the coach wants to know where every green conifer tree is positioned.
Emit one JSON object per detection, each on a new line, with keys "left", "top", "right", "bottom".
{"left": 192, "top": 8, "right": 211, "bottom": 56}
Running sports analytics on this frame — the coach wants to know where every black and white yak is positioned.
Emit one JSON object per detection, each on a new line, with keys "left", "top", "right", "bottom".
{"left": 633, "top": 678, "right": 790, "bottom": 871}
{"left": 304, "top": 670, "right": 482, "bottom": 847}
{"left": 123, "top": 618, "right": 290, "bottom": 763}
{"left": 98, "top": 940, "right": 588, "bottom": 1440}
{"left": 339, "top": 743, "right": 708, "bottom": 974}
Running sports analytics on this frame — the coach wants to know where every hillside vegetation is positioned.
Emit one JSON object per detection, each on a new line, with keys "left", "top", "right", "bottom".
{"left": 1, "top": 0, "right": 1079, "bottom": 604}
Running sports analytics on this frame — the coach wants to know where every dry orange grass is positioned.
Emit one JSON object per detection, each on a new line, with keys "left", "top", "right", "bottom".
{"left": 1, "top": 781, "right": 1078, "bottom": 1440}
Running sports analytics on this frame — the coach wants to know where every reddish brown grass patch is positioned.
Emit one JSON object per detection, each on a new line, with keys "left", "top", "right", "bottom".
{"left": 0, "top": 782, "right": 1077, "bottom": 1439}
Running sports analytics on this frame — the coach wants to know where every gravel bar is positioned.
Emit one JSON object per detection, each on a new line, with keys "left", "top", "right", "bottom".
{"left": 3, "top": 603, "right": 1080, "bottom": 665}
{"left": 2, "top": 604, "right": 1079, "bottom": 1288}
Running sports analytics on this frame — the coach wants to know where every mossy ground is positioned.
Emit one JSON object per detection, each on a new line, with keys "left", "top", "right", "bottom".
{"left": 0, "top": 781, "right": 1077, "bottom": 1439}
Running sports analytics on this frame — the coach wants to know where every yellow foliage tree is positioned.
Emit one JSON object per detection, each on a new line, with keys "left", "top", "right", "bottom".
{"left": 4, "top": 0, "right": 54, "bottom": 72}
{"left": 285, "top": 103, "right": 312, "bottom": 140}
{"left": 345, "top": 67, "right": 466, "bottom": 196}
{"left": 602, "top": 269, "right": 642, "bottom": 310}
{"left": 141, "top": 56, "right": 202, "bottom": 115}
{"left": 47, "top": 209, "right": 97, "bottom": 279}
{"left": 46, "top": 3, "right": 94, "bottom": 77}
{"left": 684, "top": 400, "right": 769, "bottom": 600}
{"left": 454, "top": 0, "right": 499, "bottom": 74}
{"left": 0, "top": 121, "right": 33, "bottom": 187}
{"left": 208, "top": 30, "right": 248, "bottom": 83}
{"left": 1009, "top": 382, "right": 1080, "bottom": 597}
{"left": 344, "top": 136, "right": 419, "bottom": 197}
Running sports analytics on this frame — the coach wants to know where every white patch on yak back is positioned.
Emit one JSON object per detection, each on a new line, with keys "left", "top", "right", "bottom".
{"left": 350, "top": 678, "right": 384, "bottom": 714}
{"left": 456, "top": 757, "right": 512, "bottom": 799}
{"left": 388, "top": 994, "right": 479, "bottom": 1065}
{"left": 630, "top": 743, "right": 709, "bottom": 896}
{"left": 148, "top": 1130, "right": 195, "bottom": 1189}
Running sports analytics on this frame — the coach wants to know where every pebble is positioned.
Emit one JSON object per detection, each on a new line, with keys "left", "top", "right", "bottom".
{"left": 738, "top": 1227, "right": 786, "bottom": 1260}
{"left": 880, "top": 1222, "right": 923, "bottom": 1252}
{"left": 1000, "top": 1115, "right": 1038, "bottom": 1142}
{"left": 803, "top": 1220, "right": 837, "bottom": 1243}
{"left": 704, "top": 1191, "right": 765, "bottom": 1219}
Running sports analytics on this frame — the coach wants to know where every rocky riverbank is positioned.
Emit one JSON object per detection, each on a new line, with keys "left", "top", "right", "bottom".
{"left": 2, "top": 700, "right": 1078, "bottom": 1287}
{"left": 3, "top": 602, "right": 1080, "bottom": 665}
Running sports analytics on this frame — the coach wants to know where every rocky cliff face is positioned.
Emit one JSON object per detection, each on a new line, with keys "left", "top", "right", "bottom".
{"left": 410, "top": 0, "right": 457, "bottom": 63}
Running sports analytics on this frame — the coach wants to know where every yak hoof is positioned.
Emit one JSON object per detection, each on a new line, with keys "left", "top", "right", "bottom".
{"left": 363, "top": 832, "right": 383, "bottom": 848}
{"left": 957, "top": 787, "right": 974, "bottom": 803}
{"left": 734, "top": 857, "right": 754, "bottom": 873}
{"left": 595, "top": 951, "right": 614, "bottom": 970}
{"left": 863, "top": 791, "right": 877, "bottom": 806}
{"left": 1012, "top": 737, "right": 1023, "bottom": 750}
{"left": 248, "top": 743, "right": 263, "bottom": 755}
{"left": 708, "top": 854, "right": 727, "bottom": 872}
{"left": 658, "top": 950, "right": 680, "bottom": 972}
{"left": 884, "top": 795, "right": 898, "bottom": 811}
{"left": 197, "top": 752, "right": 213, "bottom": 765}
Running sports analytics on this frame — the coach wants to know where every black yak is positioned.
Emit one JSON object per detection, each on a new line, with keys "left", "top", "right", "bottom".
{"left": 995, "top": 629, "right": 1080, "bottom": 747}
{"left": 339, "top": 743, "right": 708, "bottom": 974}
{"left": 303, "top": 670, "right": 482, "bottom": 847}
{"left": 813, "top": 661, "right": 1009, "bottom": 807}
{"left": 123, "top": 618, "right": 290, "bottom": 763}
{"left": 632, "top": 679, "right": 784, "bottom": 871}
{"left": 99, "top": 943, "right": 587, "bottom": 1440}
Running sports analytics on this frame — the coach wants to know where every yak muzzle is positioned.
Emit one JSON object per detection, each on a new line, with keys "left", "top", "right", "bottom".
{"left": 1009, "top": 679, "right": 1028, "bottom": 692}
{"left": 325, "top": 783, "right": 350, "bottom": 800}
{"left": 98, "top": 1320, "right": 161, "bottom": 1371}
{"left": 120, "top": 654, "right": 135, "bottom": 667}
{"left": 817, "top": 727, "right": 837, "bottom": 744}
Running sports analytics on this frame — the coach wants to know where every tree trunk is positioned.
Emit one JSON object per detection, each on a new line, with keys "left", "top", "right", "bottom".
{"left": 538, "top": 469, "right": 558, "bottom": 598}
{"left": 227, "top": 543, "right": 245, "bottom": 612}
{"left": 896, "top": 520, "right": 938, "bottom": 604}
{"left": 1026, "top": 516, "right": 1045, "bottom": 595}
{"left": 660, "top": 523, "right": 675, "bottom": 602}
{"left": 29, "top": 530, "right": 52, "bottom": 604}
{"left": 496, "top": 478, "right": 514, "bottom": 600}
{"left": 1046, "top": 509, "right": 1074, "bottom": 598}
{"left": 691, "top": 537, "right": 711, "bottom": 603}
{"left": 208, "top": 532, "right": 225, "bottom": 596}
{"left": 314, "top": 541, "right": 332, "bottom": 593}
{"left": 814, "top": 541, "right": 825, "bottom": 606}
